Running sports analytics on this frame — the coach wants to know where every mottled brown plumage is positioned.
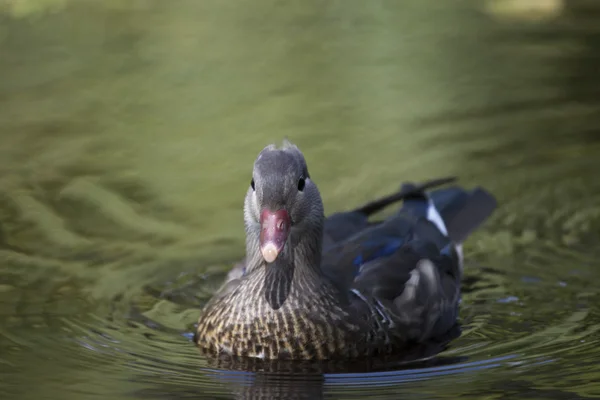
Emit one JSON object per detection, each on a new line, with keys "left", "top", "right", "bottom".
{"left": 195, "top": 141, "right": 497, "bottom": 361}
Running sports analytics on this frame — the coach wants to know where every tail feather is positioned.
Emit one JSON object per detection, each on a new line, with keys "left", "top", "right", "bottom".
{"left": 430, "top": 186, "right": 497, "bottom": 243}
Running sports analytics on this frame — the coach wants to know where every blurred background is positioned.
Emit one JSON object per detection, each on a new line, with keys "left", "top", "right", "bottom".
{"left": 1, "top": 0, "right": 600, "bottom": 399}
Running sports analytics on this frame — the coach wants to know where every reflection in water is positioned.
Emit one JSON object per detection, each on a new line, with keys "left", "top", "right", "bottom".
{"left": 1, "top": 0, "right": 600, "bottom": 399}
{"left": 135, "top": 348, "right": 471, "bottom": 400}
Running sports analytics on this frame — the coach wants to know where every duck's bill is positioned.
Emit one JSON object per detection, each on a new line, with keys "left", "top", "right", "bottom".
{"left": 259, "top": 209, "right": 291, "bottom": 263}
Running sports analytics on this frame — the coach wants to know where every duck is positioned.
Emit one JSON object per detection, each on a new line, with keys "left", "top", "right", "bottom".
{"left": 194, "top": 140, "right": 497, "bottom": 361}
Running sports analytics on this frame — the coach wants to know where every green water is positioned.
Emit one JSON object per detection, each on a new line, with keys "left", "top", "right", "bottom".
{"left": 1, "top": 0, "right": 600, "bottom": 398}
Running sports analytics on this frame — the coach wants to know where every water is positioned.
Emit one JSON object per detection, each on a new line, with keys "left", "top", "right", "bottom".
{"left": 1, "top": 0, "right": 600, "bottom": 398}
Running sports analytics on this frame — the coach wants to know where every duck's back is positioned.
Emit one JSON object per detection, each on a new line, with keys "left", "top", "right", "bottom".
{"left": 321, "top": 183, "right": 497, "bottom": 346}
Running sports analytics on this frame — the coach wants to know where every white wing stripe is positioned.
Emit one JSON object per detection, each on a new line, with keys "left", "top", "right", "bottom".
{"left": 426, "top": 199, "right": 448, "bottom": 236}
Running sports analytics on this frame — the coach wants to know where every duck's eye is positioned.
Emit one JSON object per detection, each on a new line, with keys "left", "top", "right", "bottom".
{"left": 297, "top": 177, "right": 305, "bottom": 192}
{"left": 251, "top": 179, "right": 255, "bottom": 191}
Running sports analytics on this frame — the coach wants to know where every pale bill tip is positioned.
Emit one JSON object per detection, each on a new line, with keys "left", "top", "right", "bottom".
{"left": 261, "top": 243, "right": 279, "bottom": 263}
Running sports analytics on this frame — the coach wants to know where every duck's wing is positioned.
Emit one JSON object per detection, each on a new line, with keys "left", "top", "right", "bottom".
{"left": 320, "top": 177, "right": 461, "bottom": 291}
{"left": 322, "top": 181, "right": 497, "bottom": 342}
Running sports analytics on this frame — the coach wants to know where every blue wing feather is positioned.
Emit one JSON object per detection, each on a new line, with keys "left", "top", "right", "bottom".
{"left": 351, "top": 194, "right": 444, "bottom": 273}
{"left": 352, "top": 237, "right": 405, "bottom": 276}
{"left": 322, "top": 193, "right": 453, "bottom": 290}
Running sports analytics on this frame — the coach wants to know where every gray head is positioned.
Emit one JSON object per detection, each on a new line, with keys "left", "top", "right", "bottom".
{"left": 244, "top": 140, "right": 324, "bottom": 264}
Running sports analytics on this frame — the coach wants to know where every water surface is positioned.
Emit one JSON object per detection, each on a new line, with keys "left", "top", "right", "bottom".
{"left": 1, "top": 0, "right": 600, "bottom": 399}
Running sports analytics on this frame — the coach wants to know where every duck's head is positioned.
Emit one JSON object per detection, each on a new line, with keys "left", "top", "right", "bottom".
{"left": 244, "top": 140, "right": 324, "bottom": 264}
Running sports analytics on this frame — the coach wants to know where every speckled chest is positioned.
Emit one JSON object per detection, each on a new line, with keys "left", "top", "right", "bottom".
{"left": 195, "top": 283, "right": 370, "bottom": 360}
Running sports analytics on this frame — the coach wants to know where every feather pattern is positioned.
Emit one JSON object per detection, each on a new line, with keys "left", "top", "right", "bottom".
{"left": 195, "top": 142, "right": 497, "bottom": 360}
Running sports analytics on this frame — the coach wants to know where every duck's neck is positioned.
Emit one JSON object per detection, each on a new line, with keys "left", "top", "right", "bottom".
{"left": 244, "top": 222, "right": 324, "bottom": 309}
{"left": 289, "top": 221, "right": 324, "bottom": 272}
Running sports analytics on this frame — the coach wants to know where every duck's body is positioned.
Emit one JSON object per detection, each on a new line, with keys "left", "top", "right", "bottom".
{"left": 195, "top": 142, "right": 497, "bottom": 361}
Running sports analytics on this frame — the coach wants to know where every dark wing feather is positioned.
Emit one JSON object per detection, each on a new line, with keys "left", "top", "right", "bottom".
{"left": 321, "top": 180, "right": 497, "bottom": 342}
{"left": 321, "top": 211, "right": 451, "bottom": 295}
